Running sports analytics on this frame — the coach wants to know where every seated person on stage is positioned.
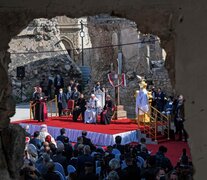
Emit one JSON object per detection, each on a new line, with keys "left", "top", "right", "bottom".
{"left": 100, "top": 95, "right": 114, "bottom": 125}
{"left": 73, "top": 94, "right": 87, "bottom": 122}
{"left": 84, "top": 94, "right": 99, "bottom": 124}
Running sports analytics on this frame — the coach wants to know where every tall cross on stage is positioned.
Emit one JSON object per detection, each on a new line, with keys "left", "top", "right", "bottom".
{"left": 107, "top": 50, "right": 127, "bottom": 119}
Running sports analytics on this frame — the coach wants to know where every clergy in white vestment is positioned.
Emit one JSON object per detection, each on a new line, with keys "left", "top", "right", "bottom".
{"left": 135, "top": 81, "right": 150, "bottom": 122}
{"left": 84, "top": 94, "right": 100, "bottom": 124}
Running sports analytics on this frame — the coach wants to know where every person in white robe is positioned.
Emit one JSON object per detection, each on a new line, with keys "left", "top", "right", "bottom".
{"left": 84, "top": 94, "right": 100, "bottom": 124}
{"left": 39, "top": 124, "right": 57, "bottom": 146}
{"left": 135, "top": 81, "right": 150, "bottom": 122}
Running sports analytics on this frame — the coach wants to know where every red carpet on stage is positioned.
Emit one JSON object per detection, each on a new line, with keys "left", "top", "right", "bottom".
{"left": 14, "top": 116, "right": 139, "bottom": 134}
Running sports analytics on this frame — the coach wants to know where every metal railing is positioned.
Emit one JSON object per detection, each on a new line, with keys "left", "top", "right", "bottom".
{"left": 150, "top": 105, "right": 170, "bottom": 140}
{"left": 29, "top": 101, "right": 36, "bottom": 120}
{"left": 137, "top": 105, "right": 170, "bottom": 142}
{"left": 47, "top": 95, "right": 58, "bottom": 118}
{"left": 29, "top": 95, "right": 58, "bottom": 120}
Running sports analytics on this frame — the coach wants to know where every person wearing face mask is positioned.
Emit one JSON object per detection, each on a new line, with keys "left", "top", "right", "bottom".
{"left": 57, "top": 88, "right": 67, "bottom": 117}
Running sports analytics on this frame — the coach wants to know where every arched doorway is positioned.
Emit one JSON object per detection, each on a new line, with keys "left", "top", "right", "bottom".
{"left": 61, "top": 37, "right": 75, "bottom": 60}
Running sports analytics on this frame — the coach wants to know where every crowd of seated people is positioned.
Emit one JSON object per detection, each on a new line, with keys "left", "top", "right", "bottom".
{"left": 21, "top": 126, "right": 193, "bottom": 180}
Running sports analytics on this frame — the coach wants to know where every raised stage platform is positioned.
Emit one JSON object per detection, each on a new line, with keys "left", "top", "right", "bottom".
{"left": 14, "top": 116, "right": 141, "bottom": 146}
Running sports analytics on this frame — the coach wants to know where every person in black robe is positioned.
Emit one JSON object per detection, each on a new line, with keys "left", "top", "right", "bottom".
{"left": 34, "top": 87, "right": 47, "bottom": 122}
{"left": 73, "top": 94, "right": 86, "bottom": 122}
{"left": 100, "top": 95, "right": 114, "bottom": 125}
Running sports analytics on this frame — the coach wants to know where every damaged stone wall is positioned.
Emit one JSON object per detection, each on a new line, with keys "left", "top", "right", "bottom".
{"left": 87, "top": 15, "right": 172, "bottom": 116}
{"left": 57, "top": 16, "right": 92, "bottom": 66}
{"left": 0, "top": 0, "right": 207, "bottom": 179}
{"left": 9, "top": 18, "right": 81, "bottom": 101}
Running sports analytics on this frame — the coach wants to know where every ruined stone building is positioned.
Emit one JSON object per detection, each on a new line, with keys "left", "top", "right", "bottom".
{"left": 9, "top": 15, "right": 172, "bottom": 116}
{"left": 1, "top": 0, "right": 207, "bottom": 179}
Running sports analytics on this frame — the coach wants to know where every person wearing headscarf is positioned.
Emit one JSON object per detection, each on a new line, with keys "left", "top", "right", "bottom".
{"left": 39, "top": 124, "right": 56, "bottom": 146}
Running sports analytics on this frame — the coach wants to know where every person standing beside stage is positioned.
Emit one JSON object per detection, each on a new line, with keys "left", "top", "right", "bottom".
{"left": 34, "top": 87, "right": 47, "bottom": 122}
{"left": 57, "top": 88, "right": 67, "bottom": 117}
{"left": 73, "top": 94, "right": 86, "bottom": 122}
{"left": 100, "top": 95, "right": 114, "bottom": 125}
{"left": 84, "top": 94, "right": 99, "bottom": 124}
{"left": 175, "top": 95, "right": 188, "bottom": 141}
{"left": 156, "top": 88, "right": 165, "bottom": 112}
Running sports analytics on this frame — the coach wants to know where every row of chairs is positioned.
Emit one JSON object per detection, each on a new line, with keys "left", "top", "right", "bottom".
{"left": 54, "top": 162, "right": 76, "bottom": 180}
{"left": 54, "top": 161, "right": 102, "bottom": 180}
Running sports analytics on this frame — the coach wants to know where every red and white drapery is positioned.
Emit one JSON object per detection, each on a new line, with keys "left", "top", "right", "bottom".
{"left": 107, "top": 73, "right": 126, "bottom": 88}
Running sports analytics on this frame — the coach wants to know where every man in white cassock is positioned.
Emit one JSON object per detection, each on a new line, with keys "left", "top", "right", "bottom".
{"left": 135, "top": 81, "right": 150, "bottom": 122}
{"left": 84, "top": 94, "right": 100, "bottom": 124}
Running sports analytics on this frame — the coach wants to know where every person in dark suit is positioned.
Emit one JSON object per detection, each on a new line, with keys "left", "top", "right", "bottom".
{"left": 73, "top": 94, "right": 86, "bottom": 122}
{"left": 156, "top": 88, "right": 165, "bottom": 112}
{"left": 77, "top": 145, "right": 95, "bottom": 177}
{"left": 57, "top": 88, "right": 67, "bottom": 117}
{"left": 29, "top": 131, "right": 42, "bottom": 150}
{"left": 112, "top": 135, "right": 125, "bottom": 154}
{"left": 66, "top": 85, "right": 72, "bottom": 100}
{"left": 56, "top": 128, "right": 67, "bottom": 143}
{"left": 175, "top": 95, "right": 188, "bottom": 141}
{"left": 100, "top": 95, "right": 114, "bottom": 125}
{"left": 71, "top": 86, "right": 80, "bottom": 105}
{"left": 81, "top": 131, "right": 96, "bottom": 151}
{"left": 43, "top": 162, "right": 61, "bottom": 180}
{"left": 51, "top": 141, "right": 67, "bottom": 174}
{"left": 54, "top": 74, "right": 64, "bottom": 95}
